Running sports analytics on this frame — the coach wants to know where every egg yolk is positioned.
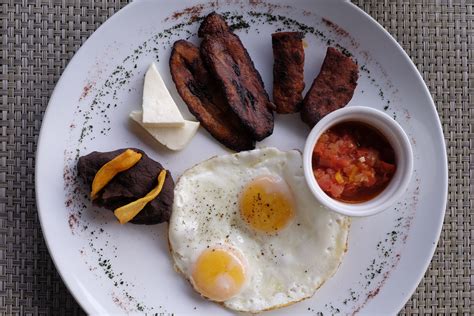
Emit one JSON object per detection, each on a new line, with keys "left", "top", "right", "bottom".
{"left": 191, "top": 248, "right": 246, "bottom": 302}
{"left": 240, "top": 176, "right": 295, "bottom": 233}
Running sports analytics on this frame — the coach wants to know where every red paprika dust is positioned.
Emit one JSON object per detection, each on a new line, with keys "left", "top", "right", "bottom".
{"left": 312, "top": 121, "right": 396, "bottom": 203}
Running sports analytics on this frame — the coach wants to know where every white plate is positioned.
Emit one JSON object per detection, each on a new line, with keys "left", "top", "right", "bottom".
{"left": 36, "top": 0, "right": 447, "bottom": 314}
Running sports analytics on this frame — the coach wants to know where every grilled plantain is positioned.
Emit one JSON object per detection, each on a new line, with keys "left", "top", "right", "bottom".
{"left": 199, "top": 12, "right": 274, "bottom": 141}
{"left": 169, "top": 40, "right": 255, "bottom": 151}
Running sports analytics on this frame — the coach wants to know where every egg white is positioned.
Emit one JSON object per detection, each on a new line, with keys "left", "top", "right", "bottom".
{"left": 168, "top": 147, "right": 350, "bottom": 313}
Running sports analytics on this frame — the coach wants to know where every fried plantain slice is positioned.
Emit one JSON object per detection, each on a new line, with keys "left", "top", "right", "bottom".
{"left": 199, "top": 12, "right": 274, "bottom": 141}
{"left": 169, "top": 40, "right": 255, "bottom": 151}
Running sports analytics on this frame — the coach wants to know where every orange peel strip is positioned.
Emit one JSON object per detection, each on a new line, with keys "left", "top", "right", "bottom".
{"left": 114, "top": 170, "right": 167, "bottom": 224}
{"left": 91, "top": 149, "right": 142, "bottom": 200}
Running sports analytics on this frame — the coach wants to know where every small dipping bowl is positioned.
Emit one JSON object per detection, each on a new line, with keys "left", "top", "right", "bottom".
{"left": 303, "top": 106, "right": 413, "bottom": 217}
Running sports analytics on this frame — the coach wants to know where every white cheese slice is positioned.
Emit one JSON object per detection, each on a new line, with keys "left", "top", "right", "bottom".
{"left": 142, "top": 63, "right": 185, "bottom": 126}
{"left": 130, "top": 111, "right": 199, "bottom": 151}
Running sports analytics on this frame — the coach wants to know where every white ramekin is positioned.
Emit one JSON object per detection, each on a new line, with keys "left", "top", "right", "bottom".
{"left": 303, "top": 106, "right": 413, "bottom": 217}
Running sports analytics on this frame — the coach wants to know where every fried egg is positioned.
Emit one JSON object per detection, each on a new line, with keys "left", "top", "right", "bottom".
{"left": 168, "top": 147, "right": 350, "bottom": 313}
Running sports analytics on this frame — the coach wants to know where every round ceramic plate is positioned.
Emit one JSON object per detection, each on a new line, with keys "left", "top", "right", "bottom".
{"left": 36, "top": 0, "right": 447, "bottom": 314}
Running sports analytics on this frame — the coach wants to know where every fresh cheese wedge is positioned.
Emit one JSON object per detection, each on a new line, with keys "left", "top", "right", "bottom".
{"left": 130, "top": 111, "right": 199, "bottom": 151}
{"left": 142, "top": 63, "right": 185, "bottom": 126}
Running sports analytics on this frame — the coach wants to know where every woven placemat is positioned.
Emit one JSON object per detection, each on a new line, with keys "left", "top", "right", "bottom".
{"left": 0, "top": 0, "right": 471, "bottom": 314}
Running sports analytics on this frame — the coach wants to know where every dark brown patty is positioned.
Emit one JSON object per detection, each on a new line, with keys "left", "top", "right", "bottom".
{"left": 301, "top": 47, "right": 358, "bottom": 127}
{"left": 169, "top": 40, "right": 255, "bottom": 151}
{"left": 272, "top": 32, "right": 305, "bottom": 114}
{"left": 77, "top": 148, "right": 174, "bottom": 225}
{"left": 199, "top": 12, "right": 275, "bottom": 141}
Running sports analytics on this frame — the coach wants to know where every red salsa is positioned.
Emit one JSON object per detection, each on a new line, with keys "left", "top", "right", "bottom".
{"left": 312, "top": 121, "right": 396, "bottom": 203}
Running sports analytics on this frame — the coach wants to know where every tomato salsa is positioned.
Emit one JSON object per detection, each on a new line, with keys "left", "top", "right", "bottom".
{"left": 312, "top": 121, "right": 396, "bottom": 203}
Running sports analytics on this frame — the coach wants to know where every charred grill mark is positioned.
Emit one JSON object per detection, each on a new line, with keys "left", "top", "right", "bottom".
{"left": 247, "top": 90, "right": 256, "bottom": 110}
{"left": 186, "top": 81, "right": 207, "bottom": 101}
{"left": 199, "top": 12, "right": 274, "bottom": 141}
{"left": 170, "top": 40, "right": 255, "bottom": 151}
{"left": 301, "top": 47, "right": 359, "bottom": 127}
{"left": 233, "top": 79, "right": 247, "bottom": 107}
{"left": 232, "top": 62, "right": 241, "bottom": 76}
